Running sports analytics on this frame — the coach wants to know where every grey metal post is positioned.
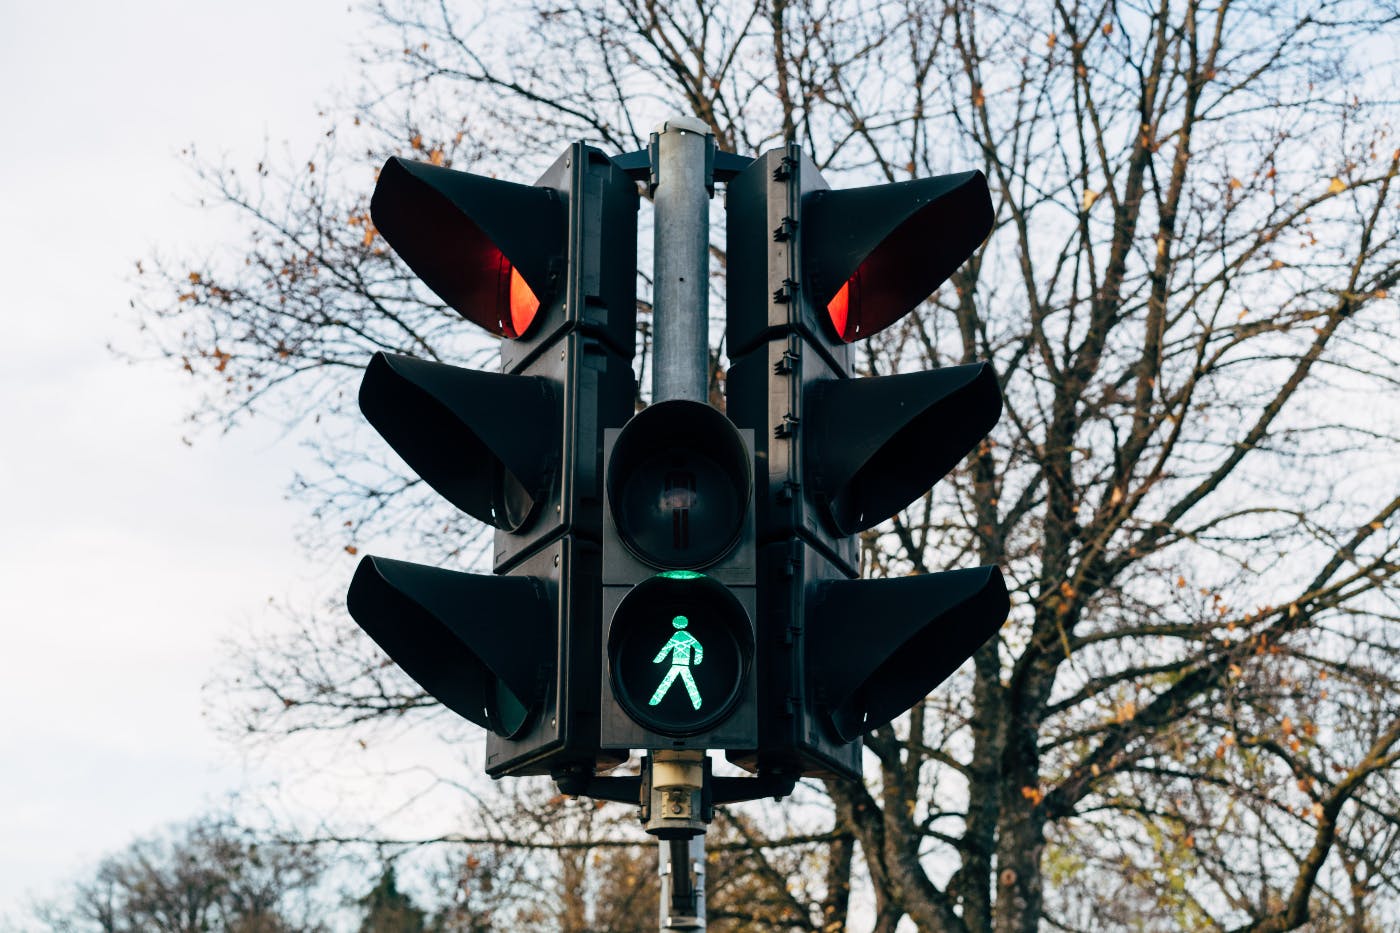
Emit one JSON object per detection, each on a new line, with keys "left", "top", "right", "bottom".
{"left": 659, "top": 833, "right": 707, "bottom": 930}
{"left": 649, "top": 115, "right": 713, "bottom": 930}
{"left": 650, "top": 115, "right": 713, "bottom": 404}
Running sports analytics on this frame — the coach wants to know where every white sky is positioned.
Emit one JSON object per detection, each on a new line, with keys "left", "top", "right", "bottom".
{"left": 0, "top": 0, "right": 368, "bottom": 920}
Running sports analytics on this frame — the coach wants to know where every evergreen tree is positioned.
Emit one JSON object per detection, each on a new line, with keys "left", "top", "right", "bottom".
{"left": 358, "top": 866, "right": 427, "bottom": 933}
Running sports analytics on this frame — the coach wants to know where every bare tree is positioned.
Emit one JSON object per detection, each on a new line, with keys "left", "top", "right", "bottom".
{"left": 33, "top": 816, "right": 325, "bottom": 933}
{"left": 135, "top": 0, "right": 1400, "bottom": 930}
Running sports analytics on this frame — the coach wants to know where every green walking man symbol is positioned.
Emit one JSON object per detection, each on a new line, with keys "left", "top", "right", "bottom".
{"left": 649, "top": 615, "right": 704, "bottom": 710}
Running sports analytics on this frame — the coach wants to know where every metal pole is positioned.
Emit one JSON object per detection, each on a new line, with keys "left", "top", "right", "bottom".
{"left": 659, "top": 833, "right": 706, "bottom": 930}
{"left": 649, "top": 114, "right": 713, "bottom": 930}
{"left": 650, "top": 115, "right": 712, "bottom": 404}
{"left": 648, "top": 752, "right": 708, "bottom": 931}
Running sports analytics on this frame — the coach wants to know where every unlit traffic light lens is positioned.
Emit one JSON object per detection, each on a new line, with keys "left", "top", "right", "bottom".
{"left": 357, "top": 352, "right": 557, "bottom": 533}
{"left": 346, "top": 556, "right": 551, "bottom": 738}
{"left": 607, "top": 400, "right": 752, "bottom": 569}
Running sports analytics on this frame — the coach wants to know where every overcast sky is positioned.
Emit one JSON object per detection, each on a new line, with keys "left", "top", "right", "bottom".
{"left": 0, "top": 0, "right": 373, "bottom": 920}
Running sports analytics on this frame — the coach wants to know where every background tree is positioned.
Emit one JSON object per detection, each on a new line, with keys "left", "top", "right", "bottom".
{"left": 33, "top": 816, "right": 325, "bottom": 933}
{"left": 136, "top": 0, "right": 1400, "bottom": 929}
{"left": 357, "top": 866, "right": 426, "bottom": 933}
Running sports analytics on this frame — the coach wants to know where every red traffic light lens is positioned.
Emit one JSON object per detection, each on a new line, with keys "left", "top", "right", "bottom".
{"left": 498, "top": 257, "right": 541, "bottom": 339}
{"left": 370, "top": 158, "right": 564, "bottom": 341}
{"left": 805, "top": 170, "right": 994, "bottom": 344}
{"left": 827, "top": 275, "right": 856, "bottom": 342}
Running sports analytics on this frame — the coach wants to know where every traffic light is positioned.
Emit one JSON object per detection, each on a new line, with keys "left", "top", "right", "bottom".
{"left": 725, "top": 144, "right": 1010, "bottom": 780}
{"left": 346, "top": 143, "right": 638, "bottom": 778}
{"left": 599, "top": 400, "right": 759, "bottom": 750}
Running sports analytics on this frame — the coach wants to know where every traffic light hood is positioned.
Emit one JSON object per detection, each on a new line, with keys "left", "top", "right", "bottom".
{"left": 807, "top": 362, "right": 1002, "bottom": 535}
{"left": 808, "top": 566, "right": 1010, "bottom": 741}
{"left": 803, "top": 171, "right": 993, "bottom": 343}
{"left": 348, "top": 140, "right": 640, "bottom": 779}
{"left": 371, "top": 156, "right": 566, "bottom": 338}
{"left": 359, "top": 351, "right": 559, "bottom": 532}
{"left": 723, "top": 142, "right": 1005, "bottom": 779}
{"left": 346, "top": 556, "right": 552, "bottom": 737}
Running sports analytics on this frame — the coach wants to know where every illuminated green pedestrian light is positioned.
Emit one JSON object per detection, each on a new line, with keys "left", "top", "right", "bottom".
{"left": 607, "top": 573, "right": 749, "bottom": 736}
{"left": 648, "top": 615, "right": 704, "bottom": 709}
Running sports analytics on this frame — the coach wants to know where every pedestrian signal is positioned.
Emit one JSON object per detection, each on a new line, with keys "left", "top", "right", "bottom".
{"left": 607, "top": 571, "right": 751, "bottom": 737}
{"left": 600, "top": 401, "right": 759, "bottom": 750}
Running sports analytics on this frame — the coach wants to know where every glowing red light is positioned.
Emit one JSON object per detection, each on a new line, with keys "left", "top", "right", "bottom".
{"left": 492, "top": 252, "right": 540, "bottom": 339}
{"left": 827, "top": 274, "right": 857, "bottom": 342}
{"left": 507, "top": 265, "right": 540, "bottom": 338}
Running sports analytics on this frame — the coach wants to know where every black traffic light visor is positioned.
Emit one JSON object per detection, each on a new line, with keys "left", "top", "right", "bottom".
{"left": 359, "top": 352, "right": 560, "bottom": 532}
{"left": 809, "top": 565, "right": 1010, "bottom": 741}
{"left": 802, "top": 171, "right": 993, "bottom": 343}
{"left": 347, "top": 556, "right": 553, "bottom": 737}
{"left": 807, "top": 362, "right": 1002, "bottom": 535}
{"left": 371, "top": 157, "right": 566, "bottom": 338}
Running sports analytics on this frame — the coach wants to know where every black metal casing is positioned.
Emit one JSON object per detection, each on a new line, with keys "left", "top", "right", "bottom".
{"left": 599, "top": 402, "right": 760, "bottom": 751}
{"left": 724, "top": 144, "right": 1010, "bottom": 781}
{"left": 348, "top": 143, "right": 640, "bottom": 778}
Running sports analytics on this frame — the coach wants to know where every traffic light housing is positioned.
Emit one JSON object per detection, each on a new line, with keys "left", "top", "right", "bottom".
{"left": 347, "top": 143, "right": 638, "bottom": 778}
{"left": 725, "top": 144, "right": 1010, "bottom": 780}
{"left": 371, "top": 150, "right": 637, "bottom": 367}
{"left": 599, "top": 400, "right": 759, "bottom": 750}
